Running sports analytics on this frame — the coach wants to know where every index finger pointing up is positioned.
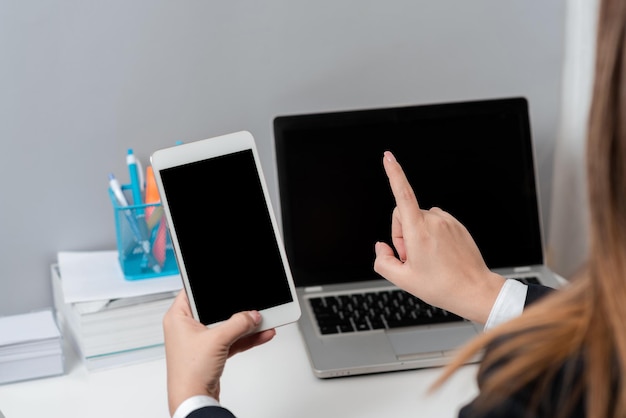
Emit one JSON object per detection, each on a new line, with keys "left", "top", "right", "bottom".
{"left": 383, "top": 151, "right": 423, "bottom": 223}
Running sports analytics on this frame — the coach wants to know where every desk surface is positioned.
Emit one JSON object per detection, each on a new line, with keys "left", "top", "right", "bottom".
{"left": 0, "top": 322, "right": 478, "bottom": 418}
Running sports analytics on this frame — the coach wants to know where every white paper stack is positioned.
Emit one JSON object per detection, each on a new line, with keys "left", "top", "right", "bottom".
{"left": 52, "top": 250, "right": 182, "bottom": 371}
{"left": 0, "top": 310, "right": 64, "bottom": 384}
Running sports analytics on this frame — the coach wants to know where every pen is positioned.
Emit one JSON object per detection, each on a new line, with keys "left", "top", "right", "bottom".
{"left": 127, "top": 149, "right": 144, "bottom": 214}
{"left": 109, "top": 173, "right": 130, "bottom": 207}
{"left": 108, "top": 173, "right": 161, "bottom": 273}
{"left": 145, "top": 166, "right": 167, "bottom": 267}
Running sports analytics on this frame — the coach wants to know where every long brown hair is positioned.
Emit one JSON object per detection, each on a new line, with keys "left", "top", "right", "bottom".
{"left": 432, "top": 1, "right": 626, "bottom": 416}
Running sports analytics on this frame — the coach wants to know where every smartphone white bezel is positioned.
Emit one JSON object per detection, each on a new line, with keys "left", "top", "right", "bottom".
{"left": 150, "top": 131, "right": 301, "bottom": 330}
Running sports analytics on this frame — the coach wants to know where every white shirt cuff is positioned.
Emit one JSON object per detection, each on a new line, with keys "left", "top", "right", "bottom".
{"left": 172, "top": 395, "right": 220, "bottom": 418}
{"left": 484, "top": 279, "right": 528, "bottom": 330}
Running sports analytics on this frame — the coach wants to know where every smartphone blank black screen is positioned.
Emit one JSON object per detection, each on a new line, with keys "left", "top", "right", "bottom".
{"left": 159, "top": 149, "right": 293, "bottom": 325}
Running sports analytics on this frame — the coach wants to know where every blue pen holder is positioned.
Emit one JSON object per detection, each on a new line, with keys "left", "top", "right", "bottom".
{"left": 109, "top": 186, "right": 179, "bottom": 280}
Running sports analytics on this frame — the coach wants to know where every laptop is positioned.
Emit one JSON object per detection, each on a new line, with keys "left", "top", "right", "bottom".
{"left": 272, "top": 97, "right": 562, "bottom": 378}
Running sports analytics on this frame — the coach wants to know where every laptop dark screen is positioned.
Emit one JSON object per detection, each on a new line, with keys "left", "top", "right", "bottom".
{"left": 274, "top": 97, "right": 544, "bottom": 288}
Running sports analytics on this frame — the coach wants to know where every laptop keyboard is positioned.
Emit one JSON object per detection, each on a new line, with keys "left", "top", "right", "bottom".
{"left": 514, "top": 276, "right": 540, "bottom": 285}
{"left": 310, "top": 276, "right": 540, "bottom": 335}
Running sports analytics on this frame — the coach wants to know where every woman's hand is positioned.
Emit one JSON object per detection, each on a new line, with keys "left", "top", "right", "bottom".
{"left": 163, "top": 291, "right": 276, "bottom": 415}
{"left": 373, "top": 151, "right": 505, "bottom": 324}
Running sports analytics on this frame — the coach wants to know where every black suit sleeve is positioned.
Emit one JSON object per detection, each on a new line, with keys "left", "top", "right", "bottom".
{"left": 458, "top": 284, "right": 559, "bottom": 417}
{"left": 524, "top": 284, "right": 554, "bottom": 306}
{"left": 187, "top": 406, "right": 237, "bottom": 418}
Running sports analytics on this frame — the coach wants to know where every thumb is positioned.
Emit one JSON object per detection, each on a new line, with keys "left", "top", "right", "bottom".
{"left": 373, "top": 241, "right": 405, "bottom": 279}
{"left": 212, "top": 311, "right": 262, "bottom": 345}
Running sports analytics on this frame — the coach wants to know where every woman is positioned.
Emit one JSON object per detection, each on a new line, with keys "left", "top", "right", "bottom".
{"left": 163, "top": 0, "right": 626, "bottom": 416}
{"left": 427, "top": 0, "right": 626, "bottom": 414}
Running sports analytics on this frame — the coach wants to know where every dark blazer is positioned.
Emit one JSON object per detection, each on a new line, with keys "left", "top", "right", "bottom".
{"left": 458, "top": 284, "right": 587, "bottom": 418}
{"left": 186, "top": 285, "right": 559, "bottom": 418}
{"left": 187, "top": 406, "right": 237, "bottom": 418}
{"left": 525, "top": 283, "right": 554, "bottom": 305}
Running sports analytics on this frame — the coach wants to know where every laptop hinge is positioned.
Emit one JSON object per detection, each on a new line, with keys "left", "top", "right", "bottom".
{"left": 304, "top": 286, "right": 323, "bottom": 293}
{"left": 513, "top": 266, "right": 532, "bottom": 273}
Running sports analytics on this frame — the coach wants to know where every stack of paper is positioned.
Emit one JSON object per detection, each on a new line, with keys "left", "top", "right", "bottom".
{"left": 0, "top": 310, "right": 64, "bottom": 384}
{"left": 52, "top": 251, "right": 182, "bottom": 371}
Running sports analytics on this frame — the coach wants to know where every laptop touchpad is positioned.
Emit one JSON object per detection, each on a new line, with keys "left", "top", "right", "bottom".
{"left": 387, "top": 325, "right": 478, "bottom": 358}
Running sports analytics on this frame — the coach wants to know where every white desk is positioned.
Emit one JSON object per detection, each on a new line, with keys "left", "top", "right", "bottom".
{"left": 0, "top": 322, "right": 478, "bottom": 418}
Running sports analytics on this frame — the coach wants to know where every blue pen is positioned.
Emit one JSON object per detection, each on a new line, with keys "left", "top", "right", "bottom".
{"left": 109, "top": 173, "right": 161, "bottom": 273}
{"left": 126, "top": 149, "right": 144, "bottom": 215}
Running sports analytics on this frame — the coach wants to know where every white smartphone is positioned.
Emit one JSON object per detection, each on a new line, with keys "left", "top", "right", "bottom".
{"left": 150, "top": 131, "right": 301, "bottom": 330}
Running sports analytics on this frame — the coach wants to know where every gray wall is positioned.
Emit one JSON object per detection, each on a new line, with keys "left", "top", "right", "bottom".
{"left": 0, "top": 1, "right": 566, "bottom": 316}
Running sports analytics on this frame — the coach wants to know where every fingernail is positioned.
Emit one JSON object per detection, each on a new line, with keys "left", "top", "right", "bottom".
{"left": 384, "top": 151, "right": 396, "bottom": 162}
{"left": 374, "top": 241, "right": 383, "bottom": 256}
{"left": 248, "top": 311, "right": 261, "bottom": 324}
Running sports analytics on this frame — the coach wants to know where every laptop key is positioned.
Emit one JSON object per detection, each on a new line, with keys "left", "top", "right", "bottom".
{"left": 514, "top": 276, "right": 540, "bottom": 285}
